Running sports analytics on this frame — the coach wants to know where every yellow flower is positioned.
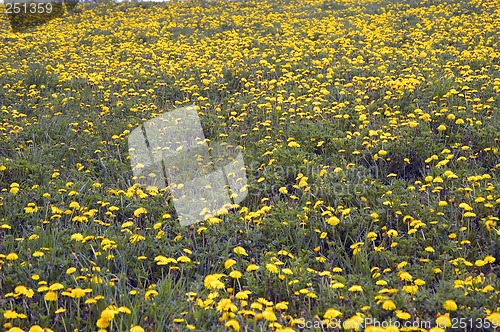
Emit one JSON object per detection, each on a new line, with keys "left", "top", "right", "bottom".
{"left": 70, "top": 288, "right": 89, "bottom": 299}
{"left": 236, "top": 291, "right": 250, "bottom": 300}
{"left": 45, "top": 291, "right": 57, "bottom": 301}
{"left": 414, "top": 279, "right": 426, "bottom": 286}
{"left": 486, "top": 312, "right": 500, "bottom": 326}
{"left": 29, "top": 326, "right": 44, "bottom": 332}
{"left": 225, "top": 319, "right": 240, "bottom": 331}
{"left": 154, "top": 256, "right": 177, "bottom": 265}
{"left": 32, "top": 251, "right": 44, "bottom": 257}
{"left": 396, "top": 311, "right": 411, "bottom": 320}
{"left": 387, "top": 229, "right": 398, "bottom": 237}
{"left": 442, "top": 299, "right": 458, "bottom": 311}
{"left": 275, "top": 302, "right": 288, "bottom": 310}
{"left": 436, "top": 314, "right": 451, "bottom": 327}
{"left": 246, "top": 264, "right": 259, "bottom": 272}
{"left": 177, "top": 256, "right": 191, "bottom": 263}
{"left": 100, "top": 309, "right": 116, "bottom": 321}
{"left": 216, "top": 298, "right": 237, "bottom": 312}
{"left": 225, "top": 259, "right": 237, "bottom": 269}
{"left": 348, "top": 285, "right": 363, "bottom": 292}
{"left": 133, "top": 207, "right": 147, "bottom": 217}
{"left": 266, "top": 264, "right": 279, "bottom": 274}
{"left": 324, "top": 308, "right": 342, "bottom": 319}
{"left": 130, "top": 326, "right": 145, "bottom": 332}
{"left": 118, "top": 306, "right": 132, "bottom": 314}
{"left": 144, "top": 289, "right": 159, "bottom": 300}
{"left": 475, "top": 259, "right": 486, "bottom": 267}
{"left": 49, "top": 283, "right": 64, "bottom": 291}
{"left": 4, "top": 310, "right": 20, "bottom": 319}
{"left": 343, "top": 314, "right": 364, "bottom": 330}
{"left": 71, "top": 233, "right": 84, "bottom": 241}
{"left": 204, "top": 274, "right": 226, "bottom": 289}
{"left": 458, "top": 202, "right": 472, "bottom": 210}
{"left": 398, "top": 272, "right": 413, "bottom": 281}
{"left": 233, "top": 246, "right": 248, "bottom": 256}
{"left": 262, "top": 308, "right": 277, "bottom": 321}
{"left": 69, "top": 201, "right": 80, "bottom": 209}
{"left": 326, "top": 216, "right": 340, "bottom": 226}
{"left": 419, "top": 113, "right": 431, "bottom": 121}
{"left": 96, "top": 318, "right": 110, "bottom": 328}
{"left": 229, "top": 270, "right": 242, "bottom": 279}
{"left": 402, "top": 285, "right": 418, "bottom": 294}
{"left": 6, "top": 252, "right": 19, "bottom": 261}
{"left": 288, "top": 141, "right": 300, "bottom": 148}
{"left": 382, "top": 300, "right": 396, "bottom": 311}
{"left": 484, "top": 256, "right": 496, "bottom": 264}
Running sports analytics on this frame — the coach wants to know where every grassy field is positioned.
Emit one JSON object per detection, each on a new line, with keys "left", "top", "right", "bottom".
{"left": 1, "top": 0, "right": 500, "bottom": 331}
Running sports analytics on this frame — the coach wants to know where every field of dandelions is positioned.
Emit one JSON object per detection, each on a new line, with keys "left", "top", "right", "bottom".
{"left": 1, "top": 0, "right": 499, "bottom": 331}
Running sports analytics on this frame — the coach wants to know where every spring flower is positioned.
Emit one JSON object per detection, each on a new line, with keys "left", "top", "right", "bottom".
{"left": 382, "top": 299, "right": 396, "bottom": 311}
{"left": 225, "top": 319, "right": 240, "bottom": 331}
{"left": 436, "top": 314, "right": 451, "bottom": 327}
{"left": 442, "top": 299, "right": 458, "bottom": 311}
{"left": 204, "top": 274, "right": 226, "bottom": 289}
{"left": 233, "top": 246, "right": 248, "bottom": 256}
{"left": 348, "top": 285, "right": 363, "bottom": 292}
{"left": 324, "top": 308, "right": 342, "bottom": 319}
{"left": 229, "top": 270, "right": 242, "bottom": 279}
{"left": 45, "top": 291, "right": 57, "bottom": 301}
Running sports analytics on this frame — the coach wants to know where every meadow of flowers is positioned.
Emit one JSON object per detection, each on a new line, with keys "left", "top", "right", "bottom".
{"left": 0, "top": 0, "right": 499, "bottom": 331}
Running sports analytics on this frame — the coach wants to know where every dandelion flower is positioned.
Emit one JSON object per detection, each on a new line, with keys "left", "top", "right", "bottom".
{"left": 324, "top": 308, "right": 342, "bottom": 319}
{"left": 266, "top": 264, "right": 279, "bottom": 274}
{"left": 246, "top": 264, "right": 259, "bottom": 272}
{"left": 348, "top": 285, "right": 363, "bottom": 292}
{"left": 96, "top": 318, "right": 110, "bottom": 329}
{"left": 225, "top": 319, "right": 240, "bottom": 331}
{"left": 45, "top": 291, "right": 57, "bottom": 301}
{"left": 233, "top": 246, "right": 248, "bottom": 256}
{"left": 6, "top": 253, "right": 19, "bottom": 261}
{"left": 382, "top": 300, "right": 396, "bottom": 311}
{"left": 262, "top": 308, "right": 277, "bottom": 321}
{"left": 229, "top": 270, "right": 242, "bottom": 279}
{"left": 436, "top": 314, "right": 451, "bottom": 327}
{"left": 225, "top": 259, "right": 237, "bottom": 269}
{"left": 442, "top": 299, "right": 458, "bottom": 311}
